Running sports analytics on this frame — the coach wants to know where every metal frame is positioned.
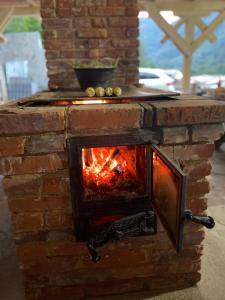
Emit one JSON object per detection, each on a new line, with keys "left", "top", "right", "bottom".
{"left": 67, "top": 131, "right": 156, "bottom": 241}
{"left": 67, "top": 131, "right": 186, "bottom": 249}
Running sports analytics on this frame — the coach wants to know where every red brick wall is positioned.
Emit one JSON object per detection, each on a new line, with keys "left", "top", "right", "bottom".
{"left": 40, "top": 0, "right": 139, "bottom": 89}
{"left": 1, "top": 95, "right": 225, "bottom": 299}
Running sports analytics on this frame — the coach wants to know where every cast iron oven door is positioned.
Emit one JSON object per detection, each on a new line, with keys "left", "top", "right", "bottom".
{"left": 68, "top": 131, "right": 214, "bottom": 261}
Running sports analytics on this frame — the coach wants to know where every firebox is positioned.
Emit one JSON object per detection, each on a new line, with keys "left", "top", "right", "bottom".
{"left": 68, "top": 130, "right": 215, "bottom": 262}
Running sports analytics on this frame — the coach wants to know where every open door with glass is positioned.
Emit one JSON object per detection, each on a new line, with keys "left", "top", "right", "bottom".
{"left": 150, "top": 145, "right": 215, "bottom": 253}
{"left": 150, "top": 145, "right": 186, "bottom": 252}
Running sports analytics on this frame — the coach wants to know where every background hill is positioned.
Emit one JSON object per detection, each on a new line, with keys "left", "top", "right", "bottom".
{"left": 139, "top": 13, "right": 225, "bottom": 75}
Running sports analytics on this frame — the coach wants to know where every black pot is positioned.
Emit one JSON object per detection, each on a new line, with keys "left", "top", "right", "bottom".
{"left": 74, "top": 68, "right": 114, "bottom": 91}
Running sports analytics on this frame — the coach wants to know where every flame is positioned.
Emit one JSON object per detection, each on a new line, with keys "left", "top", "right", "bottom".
{"left": 50, "top": 99, "right": 108, "bottom": 105}
{"left": 82, "top": 146, "right": 146, "bottom": 198}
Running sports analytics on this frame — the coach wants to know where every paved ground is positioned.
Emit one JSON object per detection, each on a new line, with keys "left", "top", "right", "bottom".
{"left": 0, "top": 144, "right": 225, "bottom": 300}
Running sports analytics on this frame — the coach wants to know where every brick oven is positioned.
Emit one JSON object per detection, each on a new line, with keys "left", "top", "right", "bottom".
{"left": 0, "top": 0, "right": 225, "bottom": 299}
{"left": 0, "top": 92, "right": 225, "bottom": 299}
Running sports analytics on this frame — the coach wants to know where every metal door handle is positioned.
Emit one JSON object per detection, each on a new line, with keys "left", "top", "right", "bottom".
{"left": 184, "top": 210, "right": 215, "bottom": 229}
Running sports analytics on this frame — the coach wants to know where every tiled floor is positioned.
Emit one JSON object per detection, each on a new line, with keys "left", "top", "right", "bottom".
{"left": 0, "top": 144, "right": 225, "bottom": 300}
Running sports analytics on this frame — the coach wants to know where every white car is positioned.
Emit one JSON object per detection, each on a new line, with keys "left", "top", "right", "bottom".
{"left": 139, "top": 68, "right": 175, "bottom": 91}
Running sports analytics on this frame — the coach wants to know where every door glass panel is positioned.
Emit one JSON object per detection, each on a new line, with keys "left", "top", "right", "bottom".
{"left": 151, "top": 146, "right": 186, "bottom": 252}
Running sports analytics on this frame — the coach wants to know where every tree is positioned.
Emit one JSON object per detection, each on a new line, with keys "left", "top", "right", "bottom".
{"left": 4, "top": 16, "right": 42, "bottom": 34}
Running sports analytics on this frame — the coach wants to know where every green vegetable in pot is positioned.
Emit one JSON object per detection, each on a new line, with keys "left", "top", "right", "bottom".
{"left": 113, "top": 87, "right": 122, "bottom": 96}
{"left": 95, "top": 87, "right": 105, "bottom": 97}
{"left": 105, "top": 87, "right": 114, "bottom": 96}
{"left": 85, "top": 87, "right": 95, "bottom": 97}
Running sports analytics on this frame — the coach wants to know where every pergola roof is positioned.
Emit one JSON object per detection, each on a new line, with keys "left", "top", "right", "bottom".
{"left": 0, "top": 0, "right": 225, "bottom": 92}
{"left": 0, "top": 0, "right": 40, "bottom": 15}
{"left": 140, "top": 0, "right": 225, "bottom": 13}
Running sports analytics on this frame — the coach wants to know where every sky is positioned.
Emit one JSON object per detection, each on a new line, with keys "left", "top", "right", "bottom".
{"left": 138, "top": 10, "right": 179, "bottom": 24}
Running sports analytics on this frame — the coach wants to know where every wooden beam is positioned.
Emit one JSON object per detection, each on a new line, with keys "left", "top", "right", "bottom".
{"left": 182, "top": 17, "right": 195, "bottom": 93}
{"left": 140, "top": 1, "right": 191, "bottom": 56}
{"left": 13, "top": 7, "right": 40, "bottom": 16}
{"left": 146, "top": 0, "right": 225, "bottom": 12}
{"left": 26, "top": 0, "right": 39, "bottom": 7}
{"left": 0, "top": 8, "right": 14, "bottom": 33}
{"left": 161, "top": 18, "right": 185, "bottom": 44}
{"left": 191, "top": 10, "right": 225, "bottom": 52}
{"left": 0, "top": 0, "right": 40, "bottom": 8}
{"left": 195, "top": 18, "right": 217, "bottom": 43}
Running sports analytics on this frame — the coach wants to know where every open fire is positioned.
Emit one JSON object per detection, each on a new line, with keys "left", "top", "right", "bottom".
{"left": 82, "top": 145, "right": 146, "bottom": 201}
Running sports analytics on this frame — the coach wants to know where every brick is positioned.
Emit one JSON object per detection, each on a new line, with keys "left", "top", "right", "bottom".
{"left": 110, "top": 0, "right": 125, "bottom": 5}
{"left": 3, "top": 175, "right": 41, "bottom": 197}
{"left": 26, "top": 134, "right": 65, "bottom": 154}
{"left": 187, "top": 180, "right": 210, "bottom": 198}
{"left": 55, "top": 0, "right": 74, "bottom": 9}
{"left": 0, "top": 108, "right": 65, "bottom": 135}
{"left": 183, "top": 161, "right": 212, "bottom": 181}
{"left": 84, "top": 279, "right": 143, "bottom": 297}
{"left": 17, "top": 242, "right": 47, "bottom": 268}
{"left": 44, "top": 195, "right": 71, "bottom": 211}
{"left": 152, "top": 100, "right": 225, "bottom": 126}
{"left": 91, "top": 17, "right": 107, "bottom": 27}
{"left": 9, "top": 195, "right": 71, "bottom": 213}
{"left": 126, "top": 6, "right": 139, "bottom": 16}
{"left": 40, "top": 0, "right": 55, "bottom": 9}
{"left": 0, "top": 137, "right": 25, "bottom": 156}
{"left": 77, "top": 28, "right": 107, "bottom": 38}
{"left": 42, "top": 286, "right": 84, "bottom": 300}
{"left": 168, "top": 259, "right": 201, "bottom": 274}
{"left": 108, "top": 28, "right": 126, "bottom": 37}
{"left": 76, "top": 0, "right": 107, "bottom": 5}
{"left": 46, "top": 241, "right": 86, "bottom": 257}
{"left": 162, "top": 127, "right": 189, "bottom": 144}
{"left": 43, "top": 29, "right": 57, "bottom": 40}
{"left": 45, "top": 39, "right": 75, "bottom": 50}
{"left": 108, "top": 17, "right": 127, "bottom": 27}
{"left": 89, "top": 6, "right": 125, "bottom": 16}
{"left": 68, "top": 104, "right": 143, "bottom": 131}
{"left": 126, "top": 48, "right": 138, "bottom": 58}
{"left": 173, "top": 144, "right": 215, "bottom": 161}
{"left": 192, "top": 123, "right": 225, "bottom": 142}
{"left": 126, "top": 17, "right": 139, "bottom": 27}
{"left": 187, "top": 197, "right": 208, "bottom": 214}
{"left": 41, "top": 174, "right": 70, "bottom": 194}
{"left": 13, "top": 213, "right": 44, "bottom": 232}
{"left": 126, "top": 28, "right": 139, "bottom": 37}
{"left": 56, "top": 7, "right": 88, "bottom": 17}
{"left": 72, "top": 17, "right": 91, "bottom": 28}
{"left": 43, "top": 18, "right": 72, "bottom": 30}
{"left": 44, "top": 212, "right": 73, "bottom": 230}
{"left": 55, "top": 29, "right": 75, "bottom": 39}
{"left": 41, "top": 7, "right": 55, "bottom": 17}
{"left": 9, "top": 197, "right": 46, "bottom": 213}
{"left": 184, "top": 229, "right": 205, "bottom": 246}
{"left": 0, "top": 154, "right": 66, "bottom": 176}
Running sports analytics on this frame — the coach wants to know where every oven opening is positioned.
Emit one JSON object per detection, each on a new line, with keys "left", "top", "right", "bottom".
{"left": 81, "top": 145, "right": 146, "bottom": 201}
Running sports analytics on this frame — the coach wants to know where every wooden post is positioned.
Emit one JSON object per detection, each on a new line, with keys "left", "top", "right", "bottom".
{"left": 182, "top": 17, "right": 194, "bottom": 93}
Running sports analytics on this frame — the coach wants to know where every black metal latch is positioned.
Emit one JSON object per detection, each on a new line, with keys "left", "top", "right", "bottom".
{"left": 184, "top": 210, "right": 215, "bottom": 229}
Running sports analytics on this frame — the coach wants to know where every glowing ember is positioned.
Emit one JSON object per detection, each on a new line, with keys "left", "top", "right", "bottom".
{"left": 51, "top": 99, "right": 107, "bottom": 105}
{"left": 82, "top": 145, "right": 146, "bottom": 200}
